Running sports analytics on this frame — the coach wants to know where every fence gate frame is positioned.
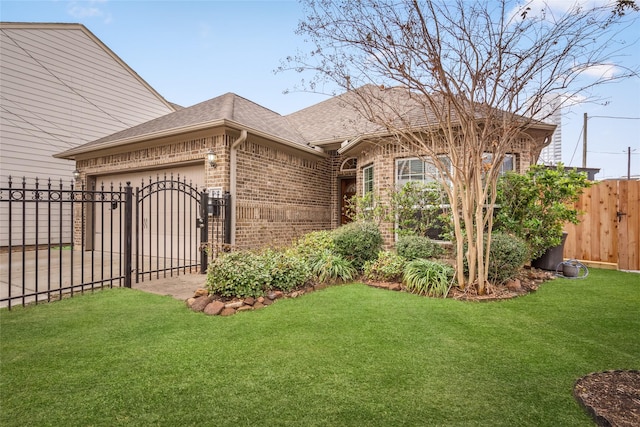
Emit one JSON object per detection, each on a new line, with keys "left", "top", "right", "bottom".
{"left": 564, "top": 179, "right": 639, "bottom": 271}
{"left": 133, "top": 175, "right": 231, "bottom": 283}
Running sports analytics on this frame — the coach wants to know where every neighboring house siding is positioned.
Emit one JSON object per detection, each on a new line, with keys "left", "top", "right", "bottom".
{"left": 0, "top": 26, "right": 175, "bottom": 181}
{"left": 234, "top": 138, "right": 332, "bottom": 249}
{"left": 0, "top": 23, "right": 174, "bottom": 247}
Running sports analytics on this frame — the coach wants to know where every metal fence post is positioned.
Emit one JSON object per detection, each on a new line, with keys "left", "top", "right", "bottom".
{"left": 223, "top": 192, "right": 232, "bottom": 245}
{"left": 200, "top": 190, "right": 209, "bottom": 274}
{"left": 123, "top": 182, "right": 133, "bottom": 288}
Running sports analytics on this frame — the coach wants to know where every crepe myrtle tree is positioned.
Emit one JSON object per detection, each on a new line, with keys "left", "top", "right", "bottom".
{"left": 280, "top": 0, "right": 638, "bottom": 293}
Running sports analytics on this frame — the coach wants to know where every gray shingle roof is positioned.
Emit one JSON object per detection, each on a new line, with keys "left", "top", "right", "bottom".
{"left": 56, "top": 85, "right": 554, "bottom": 159}
{"left": 56, "top": 92, "right": 309, "bottom": 158}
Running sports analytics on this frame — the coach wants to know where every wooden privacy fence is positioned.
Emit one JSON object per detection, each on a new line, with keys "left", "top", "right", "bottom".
{"left": 564, "top": 180, "right": 639, "bottom": 271}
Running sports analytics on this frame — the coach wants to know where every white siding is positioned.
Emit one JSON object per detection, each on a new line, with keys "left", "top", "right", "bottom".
{"left": 0, "top": 24, "right": 175, "bottom": 246}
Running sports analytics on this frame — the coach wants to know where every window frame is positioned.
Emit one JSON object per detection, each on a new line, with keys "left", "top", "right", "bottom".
{"left": 362, "top": 164, "right": 374, "bottom": 195}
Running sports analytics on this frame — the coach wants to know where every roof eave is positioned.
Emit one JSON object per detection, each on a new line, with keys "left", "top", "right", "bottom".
{"left": 55, "top": 119, "right": 326, "bottom": 160}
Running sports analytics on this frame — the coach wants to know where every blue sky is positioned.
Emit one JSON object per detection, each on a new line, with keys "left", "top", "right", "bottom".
{"left": 1, "top": 0, "right": 639, "bottom": 178}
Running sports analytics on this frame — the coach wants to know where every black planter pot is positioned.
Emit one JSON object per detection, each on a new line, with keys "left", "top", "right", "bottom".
{"left": 531, "top": 232, "right": 568, "bottom": 271}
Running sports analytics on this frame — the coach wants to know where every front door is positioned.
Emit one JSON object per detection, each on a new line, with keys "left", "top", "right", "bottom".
{"left": 340, "top": 178, "right": 357, "bottom": 224}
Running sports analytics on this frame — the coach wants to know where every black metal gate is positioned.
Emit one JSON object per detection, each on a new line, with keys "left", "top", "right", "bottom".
{"left": 134, "top": 175, "right": 231, "bottom": 282}
{"left": 1, "top": 175, "right": 231, "bottom": 309}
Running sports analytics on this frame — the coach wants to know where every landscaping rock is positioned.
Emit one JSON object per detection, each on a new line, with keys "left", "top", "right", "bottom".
{"left": 267, "top": 292, "right": 277, "bottom": 300}
{"left": 186, "top": 297, "right": 196, "bottom": 308}
{"left": 253, "top": 302, "right": 265, "bottom": 309}
{"left": 244, "top": 297, "right": 255, "bottom": 306}
{"left": 257, "top": 296, "right": 265, "bottom": 303}
{"left": 220, "top": 307, "right": 236, "bottom": 316}
{"left": 262, "top": 298, "right": 273, "bottom": 306}
{"left": 237, "top": 305, "right": 253, "bottom": 312}
{"left": 290, "top": 291, "right": 300, "bottom": 298}
{"left": 194, "top": 288, "right": 208, "bottom": 297}
{"left": 225, "top": 301, "right": 244, "bottom": 309}
{"left": 204, "top": 300, "right": 225, "bottom": 316}
{"left": 190, "top": 296, "right": 210, "bottom": 312}
{"left": 314, "top": 283, "right": 327, "bottom": 291}
{"left": 506, "top": 278, "right": 522, "bottom": 292}
{"left": 389, "top": 283, "right": 402, "bottom": 291}
{"left": 274, "top": 291, "right": 284, "bottom": 299}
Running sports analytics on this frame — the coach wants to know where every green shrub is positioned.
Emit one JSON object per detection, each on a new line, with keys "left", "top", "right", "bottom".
{"left": 332, "top": 221, "right": 383, "bottom": 271}
{"left": 206, "top": 251, "right": 271, "bottom": 298}
{"left": 264, "top": 249, "right": 312, "bottom": 293}
{"left": 292, "top": 230, "right": 335, "bottom": 262}
{"left": 363, "top": 251, "right": 406, "bottom": 282}
{"left": 311, "top": 250, "right": 357, "bottom": 283}
{"left": 396, "top": 235, "right": 443, "bottom": 260}
{"left": 485, "top": 233, "right": 530, "bottom": 284}
{"left": 461, "top": 233, "right": 530, "bottom": 284}
{"left": 495, "top": 164, "right": 591, "bottom": 258}
{"left": 403, "top": 259, "right": 454, "bottom": 297}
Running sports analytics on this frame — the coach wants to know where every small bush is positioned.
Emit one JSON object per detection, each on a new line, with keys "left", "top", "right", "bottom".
{"left": 265, "top": 249, "right": 311, "bottom": 293}
{"left": 332, "top": 221, "right": 383, "bottom": 271}
{"left": 363, "top": 251, "right": 406, "bottom": 282}
{"left": 461, "top": 233, "right": 530, "bottom": 284}
{"left": 206, "top": 251, "right": 270, "bottom": 298}
{"left": 403, "top": 259, "right": 454, "bottom": 297}
{"left": 311, "top": 250, "right": 357, "bottom": 283}
{"left": 485, "top": 232, "right": 530, "bottom": 284}
{"left": 292, "top": 230, "right": 335, "bottom": 262}
{"left": 396, "top": 235, "right": 443, "bottom": 260}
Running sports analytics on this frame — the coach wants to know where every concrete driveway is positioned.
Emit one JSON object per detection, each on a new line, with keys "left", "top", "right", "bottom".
{"left": 1, "top": 249, "right": 207, "bottom": 307}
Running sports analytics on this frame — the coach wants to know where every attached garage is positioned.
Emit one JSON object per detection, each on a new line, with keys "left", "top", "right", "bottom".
{"left": 92, "top": 163, "right": 206, "bottom": 279}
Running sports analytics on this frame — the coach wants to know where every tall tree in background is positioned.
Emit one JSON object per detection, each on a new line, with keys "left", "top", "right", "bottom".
{"left": 283, "top": 0, "right": 637, "bottom": 293}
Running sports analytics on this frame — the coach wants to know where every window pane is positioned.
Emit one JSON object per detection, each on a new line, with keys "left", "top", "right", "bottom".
{"left": 363, "top": 165, "right": 374, "bottom": 194}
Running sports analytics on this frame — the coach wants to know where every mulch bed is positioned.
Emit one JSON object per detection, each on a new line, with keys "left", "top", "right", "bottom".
{"left": 574, "top": 370, "right": 640, "bottom": 427}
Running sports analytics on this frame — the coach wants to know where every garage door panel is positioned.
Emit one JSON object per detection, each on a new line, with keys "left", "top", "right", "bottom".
{"left": 94, "top": 165, "right": 205, "bottom": 273}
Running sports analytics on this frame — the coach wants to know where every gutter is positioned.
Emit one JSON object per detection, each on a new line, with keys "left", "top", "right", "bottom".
{"left": 229, "top": 129, "right": 248, "bottom": 246}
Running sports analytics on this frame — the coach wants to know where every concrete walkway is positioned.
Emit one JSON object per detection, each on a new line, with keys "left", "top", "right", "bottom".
{"left": 132, "top": 273, "right": 207, "bottom": 301}
{"left": 1, "top": 248, "right": 208, "bottom": 307}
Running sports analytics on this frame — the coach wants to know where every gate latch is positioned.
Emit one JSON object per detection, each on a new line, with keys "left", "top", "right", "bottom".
{"left": 196, "top": 217, "right": 205, "bottom": 228}
{"left": 617, "top": 211, "right": 627, "bottom": 222}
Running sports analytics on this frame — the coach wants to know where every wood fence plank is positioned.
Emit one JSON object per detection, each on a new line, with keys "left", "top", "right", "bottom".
{"left": 623, "top": 180, "right": 640, "bottom": 270}
{"left": 618, "top": 180, "right": 629, "bottom": 270}
{"left": 599, "top": 181, "right": 617, "bottom": 264}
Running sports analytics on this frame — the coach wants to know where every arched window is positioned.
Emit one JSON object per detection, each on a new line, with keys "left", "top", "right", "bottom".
{"left": 340, "top": 157, "right": 357, "bottom": 172}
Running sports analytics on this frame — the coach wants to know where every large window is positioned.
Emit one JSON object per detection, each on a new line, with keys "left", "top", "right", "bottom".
{"left": 363, "top": 165, "right": 374, "bottom": 195}
{"left": 396, "top": 157, "right": 450, "bottom": 187}
{"left": 397, "top": 154, "right": 515, "bottom": 187}
{"left": 482, "top": 153, "right": 516, "bottom": 175}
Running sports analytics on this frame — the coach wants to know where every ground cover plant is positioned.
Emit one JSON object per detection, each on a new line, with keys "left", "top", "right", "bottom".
{"left": 2, "top": 268, "right": 638, "bottom": 426}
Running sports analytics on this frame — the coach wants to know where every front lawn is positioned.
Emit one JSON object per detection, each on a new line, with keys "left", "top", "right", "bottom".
{"left": 1, "top": 269, "right": 638, "bottom": 426}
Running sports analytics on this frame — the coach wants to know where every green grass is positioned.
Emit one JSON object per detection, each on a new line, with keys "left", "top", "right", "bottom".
{"left": 1, "top": 269, "right": 638, "bottom": 426}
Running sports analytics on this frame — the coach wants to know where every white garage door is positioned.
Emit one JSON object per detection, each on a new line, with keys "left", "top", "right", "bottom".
{"left": 94, "top": 164, "right": 205, "bottom": 278}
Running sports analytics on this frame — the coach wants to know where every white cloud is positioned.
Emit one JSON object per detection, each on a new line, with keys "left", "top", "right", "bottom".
{"left": 507, "top": 0, "right": 612, "bottom": 23}
{"left": 67, "top": 1, "right": 111, "bottom": 23}
{"left": 580, "top": 63, "right": 619, "bottom": 79}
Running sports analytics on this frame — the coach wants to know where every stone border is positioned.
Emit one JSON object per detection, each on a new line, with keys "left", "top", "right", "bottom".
{"left": 186, "top": 283, "right": 331, "bottom": 316}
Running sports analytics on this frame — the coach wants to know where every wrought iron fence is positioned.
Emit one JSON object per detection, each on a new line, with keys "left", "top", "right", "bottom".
{"left": 1, "top": 176, "right": 231, "bottom": 309}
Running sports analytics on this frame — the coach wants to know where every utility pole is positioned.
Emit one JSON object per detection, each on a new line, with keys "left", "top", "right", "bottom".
{"left": 582, "top": 112, "right": 587, "bottom": 168}
{"left": 628, "top": 146, "right": 632, "bottom": 180}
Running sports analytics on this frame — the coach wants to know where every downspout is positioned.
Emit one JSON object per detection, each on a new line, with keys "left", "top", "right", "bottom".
{"left": 229, "top": 129, "right": 247, "bottom": 246}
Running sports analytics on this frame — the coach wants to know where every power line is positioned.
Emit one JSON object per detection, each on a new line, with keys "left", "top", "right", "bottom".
{"left": 588, "top": 115, "right": 640, "bottom": 120}
{"left": 589, "top": 151, "right": 640, "bottom": 155}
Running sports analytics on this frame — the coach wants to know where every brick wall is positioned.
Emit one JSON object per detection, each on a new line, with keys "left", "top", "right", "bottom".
{"left": 234, "top": 137, "right": 332, "bottom": 249}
